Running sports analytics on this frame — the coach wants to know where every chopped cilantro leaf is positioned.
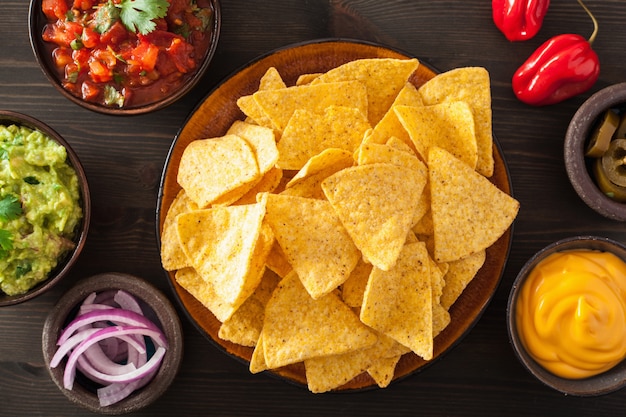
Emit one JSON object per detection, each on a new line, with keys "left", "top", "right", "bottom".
{"left": 0, "top": 229, "right": 13, "bottom": 257}
{"left": 93, "top": 0, "right": 120, "bottom": 34}
{"left": 117, "top": 0, "right": 170, "bottom": 35}
{"left": 23, "top": 176, "right": 40, "bottom": 185}
{"left": 0, "top": 195, "right": 22, "bottom": 223}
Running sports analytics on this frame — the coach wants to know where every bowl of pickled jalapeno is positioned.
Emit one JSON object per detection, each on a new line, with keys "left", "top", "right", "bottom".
{"left": 28, "top": 0, "right": 221, "bottom": 115}
{"left": 565, "top": 83, "right": 626, "bottom": 221}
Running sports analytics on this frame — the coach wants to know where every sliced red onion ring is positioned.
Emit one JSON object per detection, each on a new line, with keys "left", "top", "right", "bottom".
{"left": 51, "top": 291, "right": 168, "bottom": 407}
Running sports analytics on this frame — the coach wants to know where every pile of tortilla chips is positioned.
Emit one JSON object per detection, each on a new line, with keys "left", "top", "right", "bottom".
{"left": 160, "top": 57, "right": 520, "bottom": 393}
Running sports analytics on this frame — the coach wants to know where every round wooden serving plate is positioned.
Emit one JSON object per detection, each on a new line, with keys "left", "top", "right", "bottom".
{"left": 157, "top": 39, "right": 514, "bottom": 391}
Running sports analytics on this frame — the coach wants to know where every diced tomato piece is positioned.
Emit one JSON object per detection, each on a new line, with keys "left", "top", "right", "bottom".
{"left": 81, "top": 27, "right": 100, "bottom": 49}
{"left": 42, "top": 0, "right": 69, "bottom": 21}
{"left": 81, "top": 80, "right": 101, "bottom": 102}
{"left": 130, "top": 40, "right": 160, "bottom": 73}
{"left": 99, "top": 21, "right": 129, "bottom": 46}
{"left": 72, "top": 47, "right": 90, "bottom": 69}
{"left": 72, "top": 0, "right": 94, "bottom": 10}
{"left": 42, "top": 20, "right": 83, "bottom": 47}
{"left": 52, "top": 47, "right": 73, "bottom": 68}
{"left": 88, "top": 49, "right": 116, "bottom": 83}
{"left": 166, "top": 38, "right": 196, "bottom": 73}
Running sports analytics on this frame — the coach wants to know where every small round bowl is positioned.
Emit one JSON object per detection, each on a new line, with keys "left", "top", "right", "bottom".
{"left": 28, "top": 0, "right": 221, "bottom": 116}
{"left": 0, "top": 110, "right": 90, "bottom": 306}
{"left": 507, "top": 235, "right": 626, "bottom": 396}
{"left": 564, "top": 83, "right": 626, "bottom": 221}
{"left": 42, "top": 272, "right": 184, "bottom": 415}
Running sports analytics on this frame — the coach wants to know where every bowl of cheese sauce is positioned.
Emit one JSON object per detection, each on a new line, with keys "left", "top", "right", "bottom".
{"left": 507, "top": 235, "right": 626, "bottom": 396}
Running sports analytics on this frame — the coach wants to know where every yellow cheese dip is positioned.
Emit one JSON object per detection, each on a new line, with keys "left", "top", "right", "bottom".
{"left": 516, "top": 249, "right": 626, "bottom": 379}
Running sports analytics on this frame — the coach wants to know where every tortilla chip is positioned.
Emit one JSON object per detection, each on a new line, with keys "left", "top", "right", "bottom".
{"left": 277, "top": 106, "right": 370, "bottom": 170}
{"left": 218, "top": 269, "right": 281, "bottom": 347}
{"left": 264, "top": 240, "right": 293, "bottom": 278}
{"left": 176, "top": 202, "right": 269, "bottom": 309}
{"left": 360, "top": 241, "right": 433, "bottom": 360}
{"left": 322, "top": 163, "right": 427, "bottom": 271}
{"left": 367, "top": 355, "right": 402, "bottom": 388}
{"left": 312, "top": 58, "right": 419, "bottom": 125}
{"left": 249, "top": 331, "right": 268, "bottom": 374}
{"left": 262, "top": 272, "right": 377, "bottom": 369}
{"left": 160, "top": 189, "right": 197, "bottom": 271}
{"left": 232, "top": 167, "right": 283, "bottom": 206}
{"left": 341, "top": 257, "right": 373, "bottom": 308}
{"left": 253, "top": 81, "right": 368, "bottom": 133}
{"left": 428, "top": 147, "right": 519, "bottom": 262}
{"left": 226, "top": 120, "right": 279, "bottom": 174}
{"left": 366, "top": 82, "right": 423, "bottom": 148}
{"left": 441, "top": 250, "right": 486, "bottom": 310}
{"left": 263, "top": 193, "right": 361, "bottom": 299}
{"left": 177, "top": 135, "right": 260, "bottom": 208}
{"left": 175, "top": 267, "right": 236, "bottom": 322}
{"left": 394, "top": 102, "right": 478, "bottom": 169}
{"left": 237, "top": 66, "right": 287, "bottom": 129}
{"left": 418, "top": 67, "right": 494, "bottom": 177}
{"left": 296, "top": 73, "right": 322, "bottom": 85}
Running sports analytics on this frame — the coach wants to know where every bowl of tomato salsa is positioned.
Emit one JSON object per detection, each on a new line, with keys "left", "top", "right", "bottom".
{"left": 28, "top": 0, "right": 221, "bottom": 115}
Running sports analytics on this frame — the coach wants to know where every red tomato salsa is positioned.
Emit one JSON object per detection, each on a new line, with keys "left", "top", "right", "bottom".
{"left": 40, "top": 0, "right": 215, "bottom": 109}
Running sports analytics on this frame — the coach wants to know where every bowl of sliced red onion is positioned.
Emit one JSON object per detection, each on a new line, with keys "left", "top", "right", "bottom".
{"left": 42, "top": 272, "right": 183, "bottom": 415}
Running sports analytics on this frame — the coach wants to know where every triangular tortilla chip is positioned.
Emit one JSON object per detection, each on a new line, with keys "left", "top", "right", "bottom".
{"left": 321, "top": 163, "right": 427, "bottom": 271}
{"left": 277, "top": 106, "right": 370, "bottom": 170}
{"left": 236, "top": 66, "right": 286, "bottom": 129}
{"left": 428, "top": 147, "right": 519, "bottom": 262}
{"left": 226, "top": 120, "right": 279, "bottom": 174}
{"left": 394, "top": 102, "right": 478, "bottom": 169}
{"left": 174, "top": 267, "right": 236, "bottom": 322}
{"left": 360, "top": 241, "right": 433, "bottom": 360}
{"left": 441, "top": 250, "right": 486, "bottom": 310}
{"left": 263, "top": 193, "right": 361, "bottom": 299}
{"left": 160, "top": 189, "right": 197, "bottom": 271}
{"left": 418, "top": 67, "right": 494, "bottom": 177}
{"left": 367, "top": 354, "right": 402, "bottom": 388}
{"left": 176, "top": 202, "right": 269, "bottom": 308}
{"left": 177, "top": 135, "right": 260, "bottom": 208}
{"left": 312, "top": 58, "right": 420, "bottom": 125}
{"left": 253, "top": 81, "right": 368, "bottom": 133}
{"left": 262, "top": 272, "right": 377, "bottom": 369}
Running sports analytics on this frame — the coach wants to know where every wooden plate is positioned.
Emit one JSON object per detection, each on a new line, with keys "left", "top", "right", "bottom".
{"left": 157, "top": 39, "right": 514, "bottom": 390}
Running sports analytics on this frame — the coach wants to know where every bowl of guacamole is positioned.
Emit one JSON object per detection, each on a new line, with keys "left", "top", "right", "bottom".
{"left": 0, "top": 110, "right": 90, "bottom": 306}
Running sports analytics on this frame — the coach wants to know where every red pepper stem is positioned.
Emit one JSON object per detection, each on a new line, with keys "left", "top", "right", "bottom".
{"left": 578, "top": 0, "right": 598, "bottom": 45}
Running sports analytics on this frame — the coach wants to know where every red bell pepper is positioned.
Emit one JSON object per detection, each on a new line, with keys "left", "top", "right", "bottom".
{"left": 511, "top": 0, "right": 600, "bottom": 106}
{"left": 492, "top": 0, "right": 550, "bottom": 41}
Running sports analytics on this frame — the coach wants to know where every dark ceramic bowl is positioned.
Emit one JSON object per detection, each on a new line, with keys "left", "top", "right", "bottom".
{"left": 564, "top": 83, "right": 626, "bottom": 221}
{"left": 28, "top": 0, "right": 221, "bottom": 116}
{"left": 507, "top": 235, "right": 626, "bottom": 396}
{"left": 0, "top": 110, "right": 90, "bottom": 306}
{"left": 42, "top": 272, "right": 184, "bottom": 415}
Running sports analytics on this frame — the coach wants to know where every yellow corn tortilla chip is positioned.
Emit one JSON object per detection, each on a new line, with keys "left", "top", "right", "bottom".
{"left": 321, "top": 163, "right": 427, "bottom": 271}
{"left": 175, "top": 267, "right": 237, "bottom": 322}
{"left": 282, "top": 148, "right": 354, "bottom": 200}
{"left": 428, "top": 147, "right": 519, "bottom": 262}
{"left": 277, "top": 106, "right": 370, "bottom": 170}
{"left": 341, "top": 257, "right": 373, "bottom": 308}
{"left": 262, "top": 272, "right": 377, "bottom": 369}
{"left": 386, "top": 135, "right": 417, "bottom": 155}
{"left": 394, "top": 102, "right": 478, "bottom": 169}
{"left": 296, "top": 73, "right": 322, "bottom": 85}
{"left": 312, "top": 58, "right": 420, "bottom": 125}
{"left": 218, "top": 269, "right": 281, "bottom": 347}
{"left": 237, "top": 66, "right": 287, "bottom": 129}
{"left": 226, "top": 120, "right": 279, "bottom": 174}
{"left": 232, "top": 167, "right": 283, "bottom": 206}
{"left": 253, "top": 81, "right": 368, "bottom": 133}
{"left": 365, "top": 82, "right": 423, "bottom": 148}
{"left": 160, "top": 189, "right": 197, "bottom": 271}
{"left": 367, "top": 354, "right": 402, "bottom": 388}
{"left": 249, "top": 331, "right": 268, "bottom": 374}
{"left": 264, "top": 240, "right": 293, "bottom": 278}
{"left": 176, "top": 202, "right": 269, "bottom": 309}
{"left": 177, "top": 135, "right": 260, "bottom": 208}
{"left": 441, "top": 250, "right": 486, "bottom": 310}
{"left": 263, "top": 193, "right": 361, "bottom": 299}
{"left": 360, "top": 241, "right": 433, "bottom": 360}
{"left": 418, "top": 67, "right": 494, "bottom": 177}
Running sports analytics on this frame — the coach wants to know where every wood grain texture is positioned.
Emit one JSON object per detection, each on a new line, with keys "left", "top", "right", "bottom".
{"left": 1, "top": 0, "right": 626, "bottom": 416}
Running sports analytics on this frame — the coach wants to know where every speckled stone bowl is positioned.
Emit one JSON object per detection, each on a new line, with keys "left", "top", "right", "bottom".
{"left": 507, "top": 235, "right": 626, "bottom": 396}
{"left": 0, "top": 110, "right": 90, "bottom": 306}
{"left": 564, "top": 83, "right": 626, "bottom": 221}
{"left": 42, "top": 272, "right": 183, "bottom": 415}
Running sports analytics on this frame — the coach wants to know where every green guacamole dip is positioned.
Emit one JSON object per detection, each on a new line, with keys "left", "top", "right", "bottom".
{"left": 0, "top": 124, "right": 83, "bottom": 295}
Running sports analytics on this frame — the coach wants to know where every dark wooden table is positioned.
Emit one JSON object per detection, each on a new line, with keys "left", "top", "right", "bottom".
{"left": 2, "top": 0, "right": 626, "bottom": 415}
